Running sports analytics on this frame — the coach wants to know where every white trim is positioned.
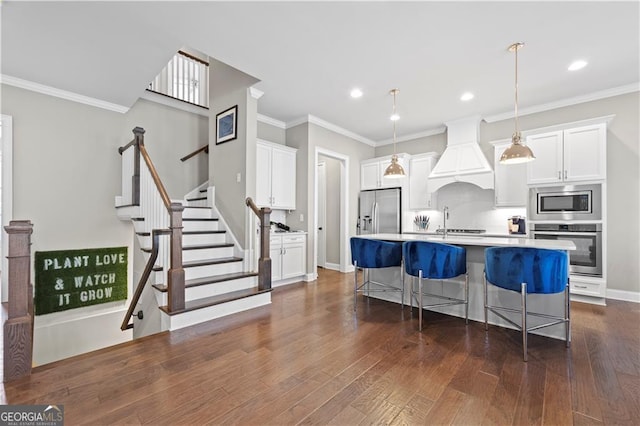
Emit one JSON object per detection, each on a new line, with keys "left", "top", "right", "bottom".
{"left": 250, "top": 87, "right": 264, "bottom": 100}
{"left": 1, "top": 114, "right": 13, "bottom": 303}
{"left": 304, "top": 273, "right": 317, "bottom": 282}
{"left": 1, "top": 74, "right": 130, "bottom": 113}
{"left": 257, "top": 114, "right": 286, "bottom": 129}
{"left": 484, "top": 83, "right": 639, "bottom": 123}
{"left": 140, "top": 90, "right": 208, "bottom": 117}
{"left": 377, "top": 126, "right": 447, "bottom": 145}
{"left": 323, "top": 262, "right": 341, "bottom": 271}
{"left": 607, "top": 289, "right": 640, "bottom": 303}
{"left": 314, "top": 147, "right": 350, "bottom": 279}
{"left": 343, "top": 264, "right": 355, "bottom": 273}
{"left": 288, "top": 114, "right": 377, "bottom": 147}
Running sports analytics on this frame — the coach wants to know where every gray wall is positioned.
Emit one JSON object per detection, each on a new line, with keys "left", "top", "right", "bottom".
{"left": 318, "top": 155, "right": 340, "bottom": 265}
{"left": 379, "top": 92, "right": 639, "bottom": 296}
{"left": 257, "top": 121, "right": 286, "bottom": 144}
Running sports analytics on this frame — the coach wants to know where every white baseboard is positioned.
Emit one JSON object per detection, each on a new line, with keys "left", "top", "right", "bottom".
{"left": 304, "top": 273, "right": 317, "bottom": 282}
{"left": 323, "top": 262, "right": 341, "bottom": 271}
{"left": 607, "top": 289, "right": 640, "bottom": 303}
{"left": 342, "top": 264, "right": 355, "bottom": 273}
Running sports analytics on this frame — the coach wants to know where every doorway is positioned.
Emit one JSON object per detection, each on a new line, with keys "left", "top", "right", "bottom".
{"left": 0, "top": 115, "right": 14, "bottom": 303}
{"left": 314, "top": 147, "right": 350, "bottom": 277}
{"left": 317, "top": 161, "right": 326, "bottom": 268}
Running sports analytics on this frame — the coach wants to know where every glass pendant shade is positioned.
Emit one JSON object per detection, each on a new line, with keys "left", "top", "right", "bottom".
{"left": 500, "top": 132, "right": 535, "bottom": 164}
{"left": 384, "top": 154, "right": 406, "bottom": 178}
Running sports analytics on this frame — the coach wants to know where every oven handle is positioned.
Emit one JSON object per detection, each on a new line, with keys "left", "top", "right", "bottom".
{"left": 532, "top": 231, "right": 601, "bottom": 237}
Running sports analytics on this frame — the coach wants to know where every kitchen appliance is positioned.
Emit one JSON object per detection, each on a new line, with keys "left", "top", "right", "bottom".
{"left": 531, "top": 223, "right": 602, "bottom": 277}
{"left": 508, "top": 216, "right": 526, "bottom": 234}
{"left": 529, "top": 184, "right": 601, "bottom": 221}
{"left": 357, "top": 187, "right": 401, "bottom": 235}
{"left": 271, "top": 221, "right": 290, "bottom": 232}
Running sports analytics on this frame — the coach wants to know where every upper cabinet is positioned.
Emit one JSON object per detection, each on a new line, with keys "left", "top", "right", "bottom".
{"left": 256, "top": 140, "right": 297, "bottom": 210}
{"left": 408, "top": 153, "right": 439, "bottom": 210}
{"left": 360, "top": 154, "right": 409, "bottom": 190}
{"left": 526, "top": 123, "right": 606, "bottom": 185}
{"left": 492, "top": 141, "right": 527, "bottom": 206}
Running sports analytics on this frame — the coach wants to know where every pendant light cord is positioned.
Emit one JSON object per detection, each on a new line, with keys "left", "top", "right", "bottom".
{"left": 392, "top": 90, "right": 398, "bottom": 155}
{"left": 514, "top": 44, "right": 519, "bottom": 135}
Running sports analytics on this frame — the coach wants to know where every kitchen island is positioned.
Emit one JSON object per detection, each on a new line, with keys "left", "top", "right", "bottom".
{"left": 353, "top": 233, "right": 576, "bottom": 340}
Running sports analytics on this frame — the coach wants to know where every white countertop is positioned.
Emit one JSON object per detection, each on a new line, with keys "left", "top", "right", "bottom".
{"left": 355, "top": 233, "right": 576, "bottom": 251}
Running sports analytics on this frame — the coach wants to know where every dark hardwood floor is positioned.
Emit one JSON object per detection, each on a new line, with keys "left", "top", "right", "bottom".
{"left": 2, "top": 269, "right": 639, "bottom": 425}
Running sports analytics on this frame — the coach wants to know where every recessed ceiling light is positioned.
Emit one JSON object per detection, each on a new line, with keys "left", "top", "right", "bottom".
{"left": 568, "top": 60, "right": 588, "bottom": 71}
{"left": 460, "top": 92, "right": 474, "bottom": 101}
{"left": 350, "top": 88, "right": 363, "bottom": 98}
{"left": 390, "top": 113, "right": 400, "bottom": 121}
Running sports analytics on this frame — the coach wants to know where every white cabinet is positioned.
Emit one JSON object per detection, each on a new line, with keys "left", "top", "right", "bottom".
{"left": 408, "top": 153, "right": 438, "bottom": 210}
{"left": 492, "top": 141, "right": 527, "bottom": 206}
{"left": 360, "top": 154, "right": 409, "bottom": 190}
{"left": 256, "top": 140, "right": 297, "bottom": 209}
{"left": 270, "top": 233, "right": 306, "bottom": 282}
{"left": 526, "top": 123, "right": 606, "bottom": 185}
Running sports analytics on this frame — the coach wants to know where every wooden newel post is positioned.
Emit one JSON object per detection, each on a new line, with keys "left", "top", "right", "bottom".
{"left": 258, "top": 207, "right": 272, "bottom": 291}
{"left": 167, "top": 203, "right": 185, "bottom": 312}
{"left": 3, "top": 220, "right": 34, "bottom": 382}
{"left": 132, "top": 127, "right": 144, "bottom": 206}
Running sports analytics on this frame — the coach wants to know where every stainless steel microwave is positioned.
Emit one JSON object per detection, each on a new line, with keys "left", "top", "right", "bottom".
{"left": 529, "top": 184, "right": 602, "bottom": 221}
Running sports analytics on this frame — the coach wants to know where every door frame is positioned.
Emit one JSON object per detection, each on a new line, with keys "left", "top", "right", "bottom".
{"left": 1, "top": 114, "right": 14, "bottom": 303}
{"left": 316, "top": 161, "right": 326, "bottom": 268}
{"left": 313, "top": 147, "right": 350, "bottom": 276}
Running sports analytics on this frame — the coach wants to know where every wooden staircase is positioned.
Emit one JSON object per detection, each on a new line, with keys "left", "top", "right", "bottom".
{"left": 117, "top": 127, "right": 272, "bottom": 334}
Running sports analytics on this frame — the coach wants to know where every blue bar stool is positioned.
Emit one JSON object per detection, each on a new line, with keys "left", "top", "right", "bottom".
{"left": 484, "top": 247, "right": 570, "bottom": 362}
{"left": 350, "top": 237, "right": 404, "bottom": 311}
{"left": 402, "top": 241, "right": 468, "bottom": 331}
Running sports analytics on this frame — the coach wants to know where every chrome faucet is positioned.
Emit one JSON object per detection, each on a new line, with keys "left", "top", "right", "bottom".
{"left": 443, "top": 206, "right": 449, "bottom": 238}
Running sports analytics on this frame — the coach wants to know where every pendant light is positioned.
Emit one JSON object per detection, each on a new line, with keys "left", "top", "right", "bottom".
{"left": 384, "top": 88, "right": 406, "bottom": 178}
{"left": 500, "top": 42, "right": 535, "bottom": 164}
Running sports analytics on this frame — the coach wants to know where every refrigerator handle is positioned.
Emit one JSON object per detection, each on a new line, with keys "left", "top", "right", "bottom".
{"left": 372, "top": 202, "right": 378, "bottom": 234}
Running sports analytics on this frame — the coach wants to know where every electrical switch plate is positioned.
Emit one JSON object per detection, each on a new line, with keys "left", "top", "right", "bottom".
{"left": 236, "top": 173, "right": 241, "bottom": 183}
{"left": 300, "top": 213, "right": 304, "bottom": 222}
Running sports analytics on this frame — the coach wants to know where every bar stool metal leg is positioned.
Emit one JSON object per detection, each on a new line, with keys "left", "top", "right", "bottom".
{"left": 418, "top": 270, "right": 424, "bottom": 332}
{"left": 464, "top": 272, "right": 469, "bottom": 324}
{"left": 484, "top": 272, "right": 489, "bottom": 331}
{"left": 565, "top": 284, "right": 571, "bottom": 347}
{"left": 353, "top": 261, "right": 358, "bottom": 312}
{"left": 521, "top": 282, "right": 528, "bottom": 362}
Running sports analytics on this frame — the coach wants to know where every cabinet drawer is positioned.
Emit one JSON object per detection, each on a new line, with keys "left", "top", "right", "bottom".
{"left": 570, "top": 280, "right": 602, "bottom": 297}
{"left": 283, "top": 235, "right": 305, "bottom": 244}
{"left": 270, "top": 236, "right": 282, "bottom": 246}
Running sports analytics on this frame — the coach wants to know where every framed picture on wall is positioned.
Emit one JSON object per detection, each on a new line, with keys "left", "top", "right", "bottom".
{"left": 216, "top": 105, "right": 238, "bottom": 144}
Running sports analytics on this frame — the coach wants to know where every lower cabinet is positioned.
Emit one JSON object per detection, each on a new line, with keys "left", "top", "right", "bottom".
{"left": 270, "top": 233, "right": 307, "bottom": 283}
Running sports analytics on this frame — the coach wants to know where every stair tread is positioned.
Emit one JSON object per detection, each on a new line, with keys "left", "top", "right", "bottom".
{"left": 183, "top": 257, "right": 243, "bottom": 268}
{"left": 199, "top": 189, "right": 207, "bottom": 193}
{"left": 141, "top": 243, "right": 233, "bottom": 253}
{"left": 152, "top": 271, "right": 259, "bottom": 292}
{"left": 136, "top": 232, "right": 151, "bottom": 236}
{"left": 186, "top": 196, "right": 207, "bottom": 201}
{"left": 184, "top": 206, "right": 212, "bottom": 209}
{"left": 159, "top": 287, "right": 271, "bottom": 316}
{"left": 183, "top": 218, "right": 219, "bottom": 222}
{"left": 183, "top": 230, "right": 226, "bottom": 235}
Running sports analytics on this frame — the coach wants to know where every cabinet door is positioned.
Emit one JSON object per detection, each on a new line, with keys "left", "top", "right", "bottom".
{"left": 361, "top": 161, "right": 380, "bottom": 190}
{"left": 380, "top": 156, "right": 408, "bottom": 188}
{"left": 494, "top": 143, "right": 527, "bottom": 206}
{"left": 526, "top": 131, "right": 564, "bottom": 185}
{"left": 271, "top": 147, "right": 296, "bottom": 209}
{"left": 409, "top": 155, "right": 436, "bottom": 210}
{"left": 563, "top": 124, "right": 606, "bottom": 182}
{"left": 281, "top": 241, "right": 305, "bottom": 279}
{"left": 255, "top": 143, "right": 272, "bottom": 207}
{"left": 270, "top": 235, "right": 282, "bottom": 281}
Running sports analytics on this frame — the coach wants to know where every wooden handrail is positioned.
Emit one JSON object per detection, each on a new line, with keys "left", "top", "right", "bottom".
{"left": 138, "top": 142, "right": 172, "bottom": 210}
{"left": 246, "top": 197, "right": 272, "bottom": 291}
{"left": 180, "top": 145, "right": 209, "bottom": 162}
{"left": 118, "top": 138, "right": 136, "bottom": 154}
{"left": 121, "top": 229, "right": 171, "bottom": 331}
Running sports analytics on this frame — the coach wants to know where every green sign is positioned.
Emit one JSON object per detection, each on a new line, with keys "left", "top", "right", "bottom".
{"left": 35, "top": 246, "right": 128, "bottom": 315}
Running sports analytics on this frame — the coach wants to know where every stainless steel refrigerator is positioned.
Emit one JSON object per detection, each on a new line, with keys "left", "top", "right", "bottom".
{"left": 357, "top": 187, "right": 401, "bottom": 235}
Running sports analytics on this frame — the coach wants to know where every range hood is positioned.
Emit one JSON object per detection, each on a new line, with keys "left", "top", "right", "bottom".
{"left": 428, "top": 116, "right": 494, "bottom": 192}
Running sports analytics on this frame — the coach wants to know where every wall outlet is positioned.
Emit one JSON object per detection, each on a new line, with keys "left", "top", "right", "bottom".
{"left": 300, "top": 213, "right": 304, "bottom": 222}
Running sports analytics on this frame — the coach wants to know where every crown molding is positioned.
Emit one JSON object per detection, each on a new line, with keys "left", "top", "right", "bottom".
{"left": 257, "top": 114, "right": 286, "bottom": 129}
{"left": 0, "top": 74, "right": 130, "bottom": 114}
{"left": 484, "top": 83, "right": 639, "bottom": 123}
{"left": 286, "top": 114, "right": 377, "bottom": 147}
{"left": 377, "top": 126, "right": 447, "bottom": 146}
{"left": 250, "top": 87, "right": 264, "bottom": 99}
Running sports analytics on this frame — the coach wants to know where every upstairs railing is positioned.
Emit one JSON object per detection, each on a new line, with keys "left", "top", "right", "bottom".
{"left": 180, "top": 144, "right": 209, "bottom": 162}
{"left": 246, "top": 197, "right": 272, "bottom": 291}
{"left": 119, "top": 127, "right": 185, "bottom": 329}
{"left": 3, "top": 220, "right": 34, "bottom": 382}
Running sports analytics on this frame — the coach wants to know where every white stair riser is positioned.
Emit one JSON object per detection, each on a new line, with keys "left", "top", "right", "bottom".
{"left": 183, "top": 233, "right": 226, "bottom": 245}
{"left": 182, "top": 246, "right": 234, "bottom": 262}
{"left": 184, "top": 262, "right": 243, "bottom": 280}
{"left": 154, "top": 276, "right": 257, "bottom": 305}
{"left": 161, "top": 292, "right": 271, "bottom": 331}
{"left": 185, "top": 199, "right": 208, "bottom": 207}
{"left": 183, "top": 221, "right": 219, "bottom": 232}
{"left": 182, "top": 208, "right": 213, "bottom": 219}
{"left": 116, "top": 205, "right": 142, "bottom": 220}
{"left": 136, "top": 235, "right": 151, "bottom": 249}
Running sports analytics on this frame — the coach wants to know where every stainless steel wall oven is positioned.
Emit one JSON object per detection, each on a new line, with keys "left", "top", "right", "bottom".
{"left": 531, "top": 223, "right": 602, "bottom": 277}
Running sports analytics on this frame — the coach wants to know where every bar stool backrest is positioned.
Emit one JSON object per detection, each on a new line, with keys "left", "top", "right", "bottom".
{"left": 403, "top": 241, "right": 466, "bottom": 279}
{"left": 485, "top": 247, "right": 569, "bottom": 294}
{"left": 350, "top": 238, "right": 403, "bottom": 269}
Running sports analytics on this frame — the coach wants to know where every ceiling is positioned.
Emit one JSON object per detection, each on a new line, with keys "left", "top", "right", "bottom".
{"left": 2, "top": 1, "right": 639, "bottom": 144}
